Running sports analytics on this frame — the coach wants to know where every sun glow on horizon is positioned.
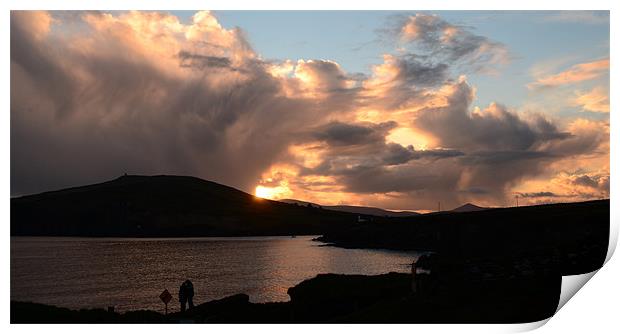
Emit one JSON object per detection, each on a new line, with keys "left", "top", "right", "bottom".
{"left": 254, "top": 184, "right": 292, "bottom": 200}
{"left": 254, "top": 186, "right": 274, "bottom": 199}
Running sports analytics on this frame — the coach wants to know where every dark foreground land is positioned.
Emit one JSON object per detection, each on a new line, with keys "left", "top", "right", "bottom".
{"left": 12, "top": 270, "right": 559, "bottom": 324}
{"left": 10, "top": 175, "right": 609, "bottom": 323}
{"left": 319, "top": 199, "right": 610, "bottom": 276}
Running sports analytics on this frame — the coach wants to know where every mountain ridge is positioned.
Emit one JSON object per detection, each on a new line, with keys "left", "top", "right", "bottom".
{"left": 280, "top": 199, "right": 421, "bottom": 217}
{"left": 11, "top": 174, "right": 358, "bottom": 237}
{"left": 450, "top": 203, "right": 487, "bottom": 212}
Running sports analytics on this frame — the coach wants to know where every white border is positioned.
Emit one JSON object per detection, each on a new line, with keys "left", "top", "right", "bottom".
{"left": 3, "top": 1, "right": 617, "bottom": 333}
{"left": 0, "top": 0, "right": 616, "bottom": 10}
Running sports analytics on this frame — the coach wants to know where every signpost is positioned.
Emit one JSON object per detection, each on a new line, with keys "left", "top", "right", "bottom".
{"left": 160, "top": 289, "right": 172, "bottom": 315}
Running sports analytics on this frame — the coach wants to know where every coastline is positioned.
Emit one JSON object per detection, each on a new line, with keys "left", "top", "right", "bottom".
{"left": 10, "top": 200, "right": 609, "bottom": 323}
{"left": 11, "top": 271, "right": 560, "bottom": 324}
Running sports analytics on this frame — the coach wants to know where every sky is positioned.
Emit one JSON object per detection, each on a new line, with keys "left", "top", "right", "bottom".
{"left": 10, "top": 10, "right": 610, "bottom": 210}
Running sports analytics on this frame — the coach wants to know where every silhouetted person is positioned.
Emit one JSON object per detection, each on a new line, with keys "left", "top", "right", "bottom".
{"left": 179, "top": 280, "right": 195, "bottom": 312}
{"left": 184, "top": 280, "right": 194, "bottom": 309}
{"left": 179, "top": 282, "right": 187, "bottom": 312}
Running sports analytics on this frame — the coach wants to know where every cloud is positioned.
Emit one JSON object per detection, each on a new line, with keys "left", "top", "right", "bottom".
{"left": 10, "top": 11, "right": 345, "bottom": 196}
{"left": 294, "top": 88, "right": 592, "bottom": 207}
{"left": 294, "top": 119, "right": 466, "bottom": 204}
{"left": 369, "top": 54, "right": 449, "bottom": 88}
{"left": 12, "top": 11, "right": 55, "bottom": 41}
{"left": 10, "top": 11, "right": 609, "bottom": 211}
{"left": 538, "top": 119, "right": 608, "bottom": 157}
{"left": 361, "top": 54, "right": 449, "bottom": 111}
{"left": 312, "top": 121, "right": 396, "bottom": 147}
{"left": 413, "top": 78, "right": 570, "bottom": 151}
{"left": 528, "top": 58, "right": 609, "bottom": 89}
{"left": 396, "top": 13, "right": 510, "bottom": 72}
{"left": 572, "top": 175, "right": 599, "bottom": 188}
{"left": 403, "top": 77, "right": 605, "bottom": 205}
{"left": 573, "top": 86, "right": 610, "bottom": 113}
{"left": 374, "top": 144, "right": 462, "bottom": 167}
{"left": 550, "top": 171, "right": 610, "bottom": 199}
{"left": 302, "top": 120, "right": 461, "bottom": 173}
{"left": 517, "top": 191, "right": 563, "bottom": 198}
{"left": 178, "top": 51, "right": 234, "bottom": 70}
{"left": 294, "top": 60, "right": 353, "bottom": 92}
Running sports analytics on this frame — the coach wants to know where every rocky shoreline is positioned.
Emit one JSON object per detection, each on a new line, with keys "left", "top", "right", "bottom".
{"left": 12, "top": 270, "right": 560, "bottom": 324}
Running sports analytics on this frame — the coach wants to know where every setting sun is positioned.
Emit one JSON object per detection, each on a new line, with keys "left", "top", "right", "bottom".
{"left": 255, "top": 185, "right": 275, "bottom": 199}
{"left": 254, "top": 184, "right": 292, "bottom": 200}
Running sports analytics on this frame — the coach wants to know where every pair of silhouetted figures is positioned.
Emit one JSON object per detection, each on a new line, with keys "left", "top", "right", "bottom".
{"left": 178, "top": 280, "right": 194, "bottom": 312}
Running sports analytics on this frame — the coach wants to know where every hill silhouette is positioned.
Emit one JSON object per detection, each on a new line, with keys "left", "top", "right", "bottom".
{"left": 280, "top": 199, "right": 420, "bottom": 217}
{"left": 11, "top": 173, "right": 610, "bottom": 274}
{"left": 11, "top": 175, "right": 358, "bottom": 237}
{"left": 450, "top": 203, "right": 487, "bottom": 212}
{"left": 318, "top": 199, "right": 609, "bottom": 276}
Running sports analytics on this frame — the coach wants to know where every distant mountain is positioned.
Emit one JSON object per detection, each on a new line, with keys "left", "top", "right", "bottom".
{"left": 326, "top": 205, "right": 421, "bottom": 217}
{"left": 280, "top": 199, "right": 420, "bottom": 217}
{"left": 318, "top": 199, "right": 610, "bottom": 276}
{"left": 279, "top": 199, "right": 317, "bottom": 207}
{"left": 450, "top": 203, "right": 487, "bottom": 213}
{"left": 11, "top": 175, "right": 358, "bottom": 237}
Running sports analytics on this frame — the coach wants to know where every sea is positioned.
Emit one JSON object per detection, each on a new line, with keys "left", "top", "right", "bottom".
{"left": 11, "top": 236, "right": 420, "bottom": 313}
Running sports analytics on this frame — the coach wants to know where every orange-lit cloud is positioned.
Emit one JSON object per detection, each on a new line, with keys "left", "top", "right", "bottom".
{"left": 10, "top": 11, "right": 609, "bottom": 211}
{"left": 513, "top": 167, "right": 609, "bottom": 206}
{"left": 573, "top": 86, "right": 610, "bottom": 113}
{"left": 528, "top": 58, "right": 609, "bottom": 89}
{"left": 12, "top": 11, "right": 54, "bottom": 41}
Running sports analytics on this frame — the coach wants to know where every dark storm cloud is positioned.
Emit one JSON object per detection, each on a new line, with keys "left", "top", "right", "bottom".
{"left": 414, "top": 80, "right": 571, "bottom": 151}
{"left": 405, "top": 78, "right": 596, "bottom": 202}
{"left": 570, "top": 174, "right": 609, "bottom": 192}
{"left": 459, "top": 150, "right": 556, "bottom": 165}
{"left": 306, "top": 120, "right": 463, "bottom": 170}
{"left": 539, "top": 122, "right": 608, "bottom": 157}
{"left": 294, "top": 71, "right": 599, "bottom": 208}
{"left": 347, "top": 72, "right": 369, "bottom": 82}
{"left": 340, "top": 165, "right": 442, "bottom": 194}
{"left": 313, "top": 121, "right": 396, "bottom": 147}
{"left": 517, "top": 192, "right": 563, "bottom": 198}
{"left": 572, "top": 175, "right": 598, "bottom": 188}
{"left": 382, "top": 144, "right": 463, "bottom": 165}
{"left": 10, "top": 11, "right": 348, "bottom": 196}
{"left": 393, "top": 54, "right": 450, "bottom": 87}
{"left": 178, "top": 51, "right": 233, "bottom": 70}
{"left": 337, "top": 160, "right": 464, "bottom": 201}
{"left": 381, "top": 143, "right": 416, "bottom": 165}
{"left": 299, "top": 120, "right": 465, "bottom": 204}
{"left": 10, "top": 12, "right": 81, "bottom": 119}
{"left": 350, "top": 76, "right": 601, "bottom": 205}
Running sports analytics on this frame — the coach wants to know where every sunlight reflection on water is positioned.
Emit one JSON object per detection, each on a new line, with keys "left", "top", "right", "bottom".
{"left": 11, "top": 236, "right": 420, "bottom": 312}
